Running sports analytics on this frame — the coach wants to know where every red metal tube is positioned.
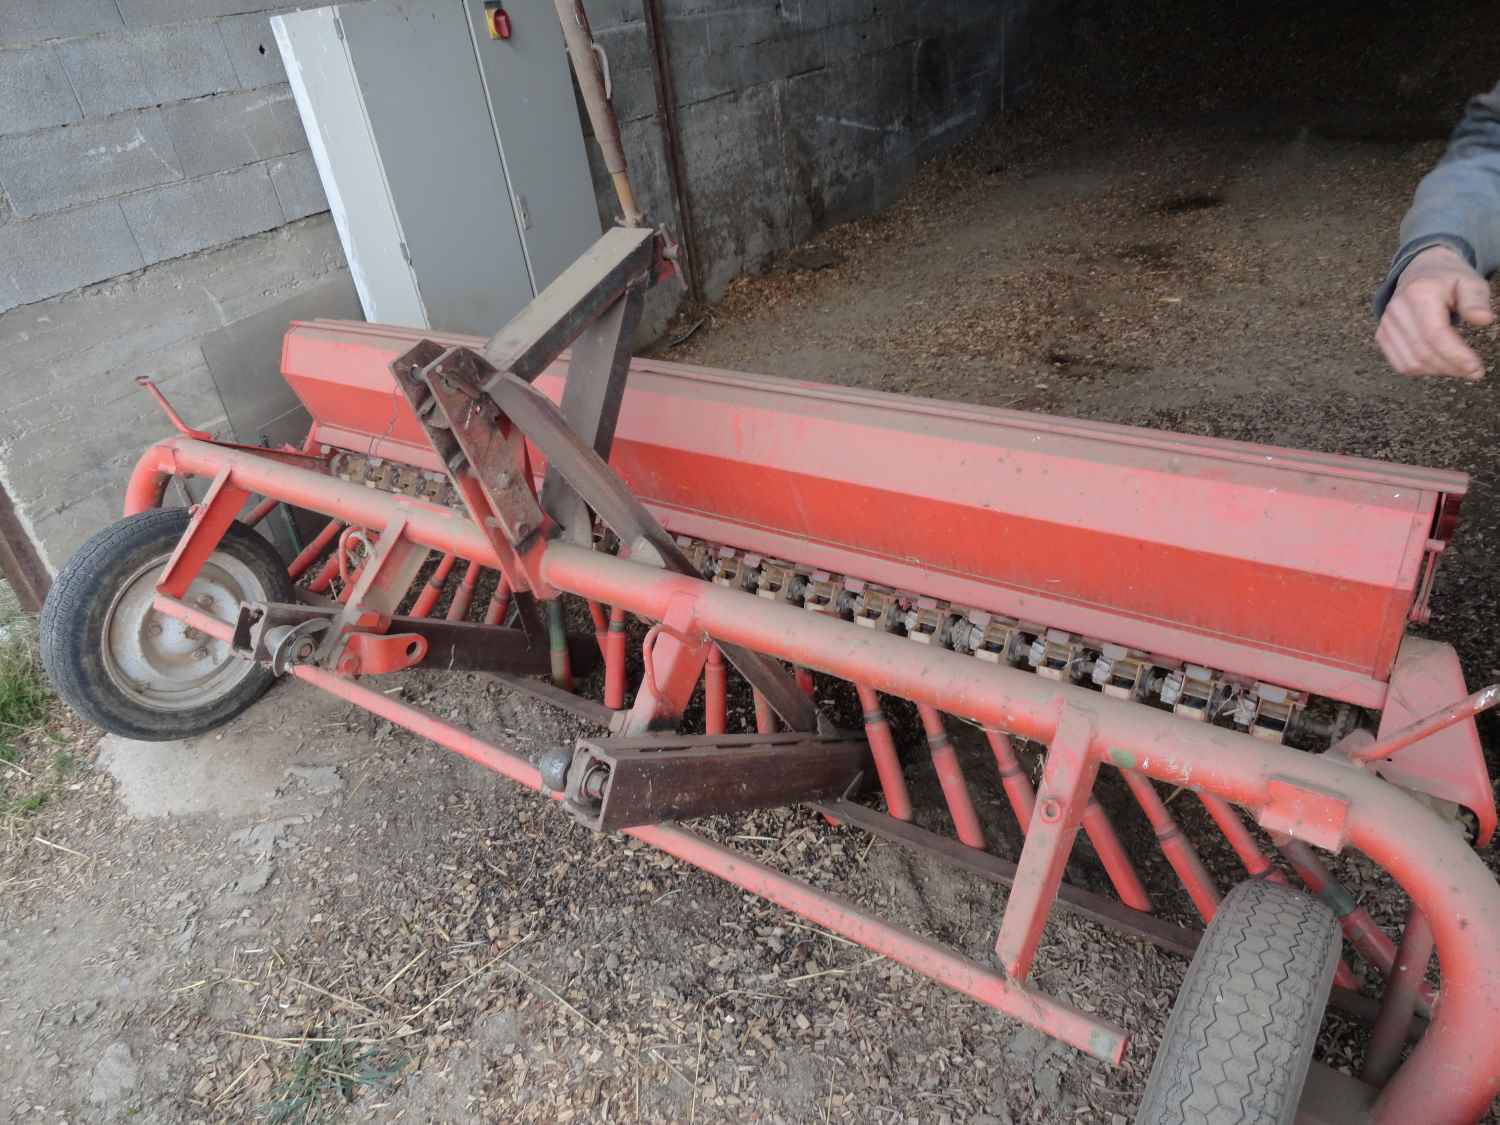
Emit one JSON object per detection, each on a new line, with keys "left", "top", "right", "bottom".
{"left": 704, "top": 646, "right": 727, "bottom": 735}
{"left": 588, "top": 600, "right": 610, "bottom": 660}
{"left": 307, "top": 552, "right": 340, "bottom": 594}
{"left": 855, "top": 683, "right": 912, "bottom": 821}
{"left": 1078, "top": 799, "right": 1154, "bottom": 914}
{"left": 984, "top": 728, "right": 1037, "bottom": 830}
{"left": 1365, "top": 907, "right": 1436, "bottom": 1086}
{"left": 1119, "top": 770, "right": 1219, "bottom": 922}
{"left": 548, "top": 598, "right": 573, "bottom": 691}
{"left": 243, "top": 495, "right": 279, "bottom": 527}
{"left": 795, "top": 666, "right": 816, "bottom": 697}
{"left": 1197, "top": 792, "right": 1279, "bottom": 880}
{"left": 752, "top": 688, "right": 777, "bottom": 735}
{"left": 446, "top": 561, "right": 479, "bottom": 621}
{"left": 916, "top": 703, "right": 986, "bottom": 850}
{"left": 484, "top": 577, "right": 512, "bottom": 626}
{"left": 289, "top": 661, "right": 1126, "bottom": 1063}
{"left": 411, "top": 553, "right": 457, "bottom": 618}
{"left": 287, "top": 518, "right": 344, "bottom": 580}
{"left": 603, "top": 605, "right": 627, "bottom": 710}
{"left": 1349, "top": 684, "right": 1500, "bottom": 763}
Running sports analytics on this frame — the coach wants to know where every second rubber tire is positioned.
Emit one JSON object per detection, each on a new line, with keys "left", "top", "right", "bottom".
{"left": 1133, "top": 879, "right": 1340, "bottom": 1125}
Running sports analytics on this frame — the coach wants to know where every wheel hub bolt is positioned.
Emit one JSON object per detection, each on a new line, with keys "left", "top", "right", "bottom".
{"left": 197, "top": 594, "right": 214, "bottom": 609}
{"left": 146, "top": 622, "right": 163, "bottom": 637}
{"left": 193, "top": 646, "right": 209, "bottom": 660}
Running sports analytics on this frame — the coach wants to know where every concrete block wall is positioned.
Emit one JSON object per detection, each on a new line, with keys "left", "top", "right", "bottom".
{"left": 0, "top": 1, "right": 328, "bottom": 312}
{"left": 581, "top": 0, "right": 1049, "bottom": 301}
{"left": 0, "top": 1, "right": 346, "bottom": 571}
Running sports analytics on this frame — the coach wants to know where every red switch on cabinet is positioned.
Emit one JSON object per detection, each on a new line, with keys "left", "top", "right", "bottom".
{"left": 484, "top": 2, "right": 511, "bottom": 39}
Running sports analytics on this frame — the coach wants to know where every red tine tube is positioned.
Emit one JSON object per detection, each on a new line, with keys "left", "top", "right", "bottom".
{"left": 446, "top": 561, "right": 479, "bottom": 621}
{"left": 1079, "top": 798, "right": 1154, "bottom": 913}
{"left": 795, "top": 667, "right": 816, "bottom": 697}
{"left": 287, "top": 518, "right": 344, "bottom": 580}
{"left": 1364, "top": 906, "right": 1436, "bottom": 1085}
{"left": 588, "top": 600, "right": 609, "bottom": 660}
{"left": 484, "top": 577, "right": 512, "bottom": 626}
{"left": 411, "top": 552, "right": 456, "bottom": 618}
{"left": 704, "top": 647, "right": 727, "bottom": 735}
{"left": 984, "top": 727, "right": 1036, "bottom": 830}
{"left": 307, "top": 552, "right": 340, "bottom": 594}
{"left": 1120, "top": 770, "right": 1219, "bottom": 922}
{"left": 916, "top": 703, "right": 985, "bottom": 850}
{"left": 603, "top": 605, "right": 627, "bottom": 710}
{"left": 856, "top": 683, "right": 912, "bottom": 821}
{"left": 752, "top": 688, "right": 777, "bottom": 735}
{"left": 242, "top": 495, "right": 279, "bottom": 528}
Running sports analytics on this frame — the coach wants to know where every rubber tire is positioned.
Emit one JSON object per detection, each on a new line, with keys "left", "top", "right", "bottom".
{"left": 1133, "top": 880, "right": 1341, "bottom": 1125}
{"left": 41, "top": 507, "right": 291, "bottom": 742}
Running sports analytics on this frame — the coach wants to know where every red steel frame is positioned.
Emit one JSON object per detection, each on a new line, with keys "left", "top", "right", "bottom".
{"left": 126, "top": 421, "right": 1500, "bottom": 1122}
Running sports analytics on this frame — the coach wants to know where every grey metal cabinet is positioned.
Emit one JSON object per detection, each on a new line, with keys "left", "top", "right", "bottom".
{"left": 274, "top": 0, "right": 600, "bottom": 336}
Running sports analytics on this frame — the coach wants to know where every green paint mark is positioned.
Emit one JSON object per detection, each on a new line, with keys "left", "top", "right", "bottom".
{"left": 1107, "top": 747, "right": 1135, "bottom": 769}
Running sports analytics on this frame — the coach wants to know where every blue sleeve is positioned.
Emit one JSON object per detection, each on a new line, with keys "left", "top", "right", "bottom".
{"left": 1374, "top": 81, "right": 1500, "bottom": 315}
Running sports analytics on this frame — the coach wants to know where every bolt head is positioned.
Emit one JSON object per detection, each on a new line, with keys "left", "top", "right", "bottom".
{"left": 146, "top": 622, "right": 163, "bottom": 638}
{"left": 197, "top": 594, "right": 214, "bottom": 609}
{"left": 193, "top": 647, "right": 209, "bottom": 660}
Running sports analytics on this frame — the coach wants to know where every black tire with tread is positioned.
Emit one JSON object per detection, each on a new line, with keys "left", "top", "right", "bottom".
{"left": 40, "top": 508, "right": 290, "bottom": 741}
{"left": 1134, "top": 879, "right": 1340, "bottom": 1125}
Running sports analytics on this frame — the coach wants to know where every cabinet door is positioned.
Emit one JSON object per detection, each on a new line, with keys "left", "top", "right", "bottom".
{"left": 339, "top": 0, "right": 534, "bottom": 334}
{"left": 463, "top": 0, "right": 602, "bottom": 289}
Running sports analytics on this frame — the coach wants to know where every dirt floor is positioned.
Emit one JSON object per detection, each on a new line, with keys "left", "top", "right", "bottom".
{"left": 7, "top": 3, "right": 1500, "bottom": 1123}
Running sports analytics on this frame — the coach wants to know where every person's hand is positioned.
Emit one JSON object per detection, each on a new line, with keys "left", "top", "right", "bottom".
{"left": 1376, "top": 245, "right": 1494, "bottom": 380}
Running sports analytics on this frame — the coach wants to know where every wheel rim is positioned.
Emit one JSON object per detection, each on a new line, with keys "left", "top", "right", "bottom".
{"left": 101, "top": 551, "right": 262, "bottom": 714}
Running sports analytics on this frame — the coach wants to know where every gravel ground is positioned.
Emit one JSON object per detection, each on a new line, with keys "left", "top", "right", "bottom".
{"left": 6, "top": 2, "right": 1500, "bottom": 1122}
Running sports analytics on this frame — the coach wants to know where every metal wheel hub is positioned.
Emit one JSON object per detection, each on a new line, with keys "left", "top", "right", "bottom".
{"left": 102, "top": 553, "right": 261, "bottom": 713}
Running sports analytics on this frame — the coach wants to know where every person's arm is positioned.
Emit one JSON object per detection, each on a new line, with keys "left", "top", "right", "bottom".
{"left": 1375, "top": 82, "right": 1500, "bottom": 379}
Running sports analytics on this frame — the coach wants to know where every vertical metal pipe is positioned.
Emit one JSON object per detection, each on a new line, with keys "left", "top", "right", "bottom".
{"left": 547, "top": 598, "right": 574, "bottom": 690}
{"left": 411, "top": 552, "right": 456, "bottom": 618}
{"left": 604, "top": 605, "right": 628, "bottom": 710}
{"left": 704, "top": 646, "right": 727, "bottom": 735}
{"left": 855, "top": 683, "right": 912, "bottom": 821}
{"left": 916, "top": 703, "right": 985, "bottom": 850}
{"left": 1364, "top": 907, "right": 1436, "bottom": 1085}
{"left": 795, "top": 666, "right": 816, "bottom": 697}
{"left": 588, "top": 600, "right": 610, "bottom": 660}
{"left": 287, "top": 518, "right": 344, "bottom": 580}
{"left": 1120, "top": 770, "right": 1220, "bottom": 922}
{"left": 752, "top": 688, "right": 777, "bottom": 735}
{"left": 984, "top": 728, "right": 1037, "bottom": 830}
{"left": 484, "top": 577, "right": 512, "bottom": 626}
{"left": 446, "top": 561, "right": 480, "bottom": 621}
{"left": 1197, "top": 792, "right": 1279, "bottom": 880}
{"left": 1078, "top": 799, "right": 1154, "bottom": 913}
